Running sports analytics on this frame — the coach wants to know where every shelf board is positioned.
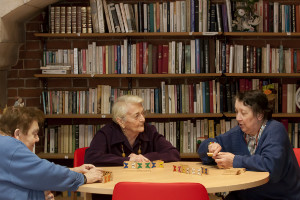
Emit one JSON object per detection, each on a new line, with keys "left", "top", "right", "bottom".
{"left": 224, "top": 32, "right": 300, "bottom": 37}
{"left": 37, "top": 153, "right": 199, "bottom": 159}
{"left": 37, "top": 153, "right": 74, "bottom": 159}
{"left": 224, "top": 113, "right": 300, "bottom": 118}
{"left": 34, "top": 73, "right": 222, "bottom": 78}
{"left": 224, "top": 73, "right": 300, "bottom": 78}
{"left": 34, "top": 32, "right": 221, "bottom": 38}
{"left": 45, "top": 113, "right": 223, "bottom": 119}
{"left": 34, "top": 32, "right": 300, "bottom": 38}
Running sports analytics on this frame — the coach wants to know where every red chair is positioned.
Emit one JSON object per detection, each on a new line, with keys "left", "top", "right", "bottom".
{"left": 72, "top": 147, "right": 89, "bottom": 200}
{"left": 73, "top": 147, "right": 89, "bottom": 167}
{"left": 294, "top": 148, "right": 300, "bottom": 167}
{"left": 112, "top": 182, "right": 209, "bottom": 200}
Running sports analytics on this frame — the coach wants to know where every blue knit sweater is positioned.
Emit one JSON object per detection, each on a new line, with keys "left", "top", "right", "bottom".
{"left": 0, "top": 135, "right": 84, "bottom": 200}
{"left": 198, "top": 119, "right": 300, "bottom": 200}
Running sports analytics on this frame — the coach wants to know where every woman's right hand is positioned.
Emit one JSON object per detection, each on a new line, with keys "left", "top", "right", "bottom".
{"left": 84, "top": 168, "right": 103, "bottom": 184}
{"left": 128, "top": 153, "right": 150, "bottom": 162}
{"left": 208, "top": 142, "right": 222, "bottom": 158}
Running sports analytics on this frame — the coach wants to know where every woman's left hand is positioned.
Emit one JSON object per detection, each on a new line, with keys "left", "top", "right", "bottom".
{"left": 214, "top": 152, "right": 235, "bottom": 169}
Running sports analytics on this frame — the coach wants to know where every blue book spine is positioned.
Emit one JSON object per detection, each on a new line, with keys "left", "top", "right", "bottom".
{"left": 117, "top": 45, "right": 121, "bottom": 74}
{"left": 190, "top": 0, "right": 195, "bottom": 32}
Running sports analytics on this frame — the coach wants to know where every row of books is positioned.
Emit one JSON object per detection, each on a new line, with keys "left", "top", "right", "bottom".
{"left": 41, "top": 80, "right": 222, "bottom": 115}
{"left": 43, "top": 39, "right": 216, "bottom": 75}
{"left": 43, "top": 118, "right": 239, "bottom": 154}
{"left": 218, "top": 41, "right": 300, "bottom": 74}
{"left": 281, "top": 120, "right": 300, "bottom": 148}
{"left": 89, "top": 0, "right": 230, "bottom": 33}
{"left": 43, "top": 39, "right": 300, "bottom": 75}
{"left": 49, "top": 6, "right": 92, "bottom": 34}
{"left": 44, "top": 124, "right": 102, "bottom": 154}
{"left": 262, "top": 3, "right": 300, "bottom": 33}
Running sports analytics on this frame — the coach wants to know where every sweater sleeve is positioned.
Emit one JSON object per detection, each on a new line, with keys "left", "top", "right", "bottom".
{"left": 9, "top": 143, "right": 84, "bottom": 191}
{"left": 233, "top": 122, "right": 289, "bottom": 183}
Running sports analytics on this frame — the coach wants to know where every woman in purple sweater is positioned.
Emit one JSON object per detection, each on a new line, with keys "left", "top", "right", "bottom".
{"left": 85, "top": 94, "right": 180, "bottom": 166}
{"left": 198, "top": 90, "right": 300, "bottom": 200}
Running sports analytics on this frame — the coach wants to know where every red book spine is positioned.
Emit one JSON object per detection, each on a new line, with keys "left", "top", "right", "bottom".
{"left": 157, "top": 45, "right": 163, "bottom": 74}
{"left": 162, "top": 45, "right": 169, "bottom": 74}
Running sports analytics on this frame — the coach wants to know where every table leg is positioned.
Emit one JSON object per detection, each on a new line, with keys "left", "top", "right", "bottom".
{"left": 83, "top": 193, "right": 92, "bottom": 200}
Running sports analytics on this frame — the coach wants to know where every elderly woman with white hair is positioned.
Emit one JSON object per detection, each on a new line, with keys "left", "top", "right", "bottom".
{"left": 85, "top": 95, "right": 180, "bottom": 167}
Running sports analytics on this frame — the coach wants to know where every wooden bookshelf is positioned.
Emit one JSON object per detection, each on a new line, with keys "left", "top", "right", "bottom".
{"left": 34, "top": 73, "right": 222, "bottom": 78}
{"left": 37, "top": 153, "right": 74, "bottom": 159}
{"left": 37, "top": 152, "right": 199, "bottom": 159}
{"left": 44, "top": 113, "right": 223, "bottom": 119}
{"left": 34, "top": 32, "right": 221, "bottom": 38}
{"left": 224, "top": 113, "right": 300, "bottom": 118}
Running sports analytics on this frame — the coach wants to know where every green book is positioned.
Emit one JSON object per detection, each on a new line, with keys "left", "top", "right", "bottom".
{"left": 185, "top": 44, "right": 191, "bottom": 73}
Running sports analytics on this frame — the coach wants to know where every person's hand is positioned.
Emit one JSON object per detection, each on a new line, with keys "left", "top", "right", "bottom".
{"left": 72, "top": 164, "right": 95, "bottom": 173}
{"left": 128, "top": 153, "right": 150, "bottom": 162}
{"left": 208, "top": 142, "right": 222, "bottom": 158}
{"left": 44, "top": 190, "right": 54, "bottom": 200}
{"left": 84, "top": 168, "right": 103, "bottom": 184}
{"left": 214, "top": 152, "right": 235, "bottom": 169}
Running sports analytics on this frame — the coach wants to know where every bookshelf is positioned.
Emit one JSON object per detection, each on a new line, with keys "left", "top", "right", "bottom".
{"left": 31, "top": 0, "right": 300, "bottom": 161}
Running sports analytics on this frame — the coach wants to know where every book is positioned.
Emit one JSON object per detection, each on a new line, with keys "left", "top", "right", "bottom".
{"left": 42, "top": 69, "right": 71, "bottom": 74}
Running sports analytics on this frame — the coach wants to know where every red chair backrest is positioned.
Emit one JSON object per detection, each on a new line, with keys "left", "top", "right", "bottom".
{"left": 73, "top": 147, "right": 89, "bottom": 167}
{"left": 112, "top": 182, "right": 209, "bottom": 200}
{"left": 294, "top": 148, "right": 300, "bottom": 167}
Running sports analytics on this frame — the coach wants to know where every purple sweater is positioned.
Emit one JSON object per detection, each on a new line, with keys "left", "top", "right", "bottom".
{"left": 198, "top": 119, "right": 300, "bottom": 200}
{"left": 85, "top": 122, "right": 180, "bottom": 166}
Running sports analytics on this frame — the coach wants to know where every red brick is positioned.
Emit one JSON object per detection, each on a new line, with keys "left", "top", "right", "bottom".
{"left": 25, "top": 98, "right": 42, "bottom": 107}
{"left": 18, "top": 88, "right": 43, "bottom": 97}
{"left": 24, "top": 60, "right": 41, "bottom": 69}
{"left": 20, "top": 50, "right": 43, "bottom": 59}
{"left": 7, "top": 70, "right": 20, "bottom": 79}
{"left": 11, "top": 60, "right": 24, "bottom": 70}
{"left": 25, "top": 41, "right": 41, "bottom": 50}
{"left": 7, "top": 99, "right": 16, "bottom": 106}
{"left": 7, "top": 89, "right": 18, "bottom": 97}
{"left": 73, "top": 79, "right": 88, "bottom": 87}
{"left": 7, "top": 79, "right": 25, "bottom": 88}
{"left": 25, "top": 79, "right": 41, "bottom": 87}
{"left": 19, "top": 69, "right": 41, "bottom": 78}
{"left": 47, "top": 40, "right": 72, "bottom": 50}
{"left": 47, "top": 79, "right": 72, "bottom": 88}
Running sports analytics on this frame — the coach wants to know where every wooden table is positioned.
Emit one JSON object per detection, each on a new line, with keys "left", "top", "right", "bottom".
{"left": 77, "top": 162, "right": 269, "bottom": 200}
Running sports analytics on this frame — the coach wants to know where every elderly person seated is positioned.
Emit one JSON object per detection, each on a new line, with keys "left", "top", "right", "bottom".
{"left": 0, "top": 106, "right": 103, "bottom": 200}
{"left": 85, "top": 94, "right": 180, "bottom": 166}
{"left": 198, "top": 90, "right": 300, "bottom": 200}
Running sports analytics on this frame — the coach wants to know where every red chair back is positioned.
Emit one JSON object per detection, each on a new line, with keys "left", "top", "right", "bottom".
{"left": 73, "top": 147, "right": 89, "bottom": 167}
{"left": 294, "top": 148, "right": 300, "bottom": 167}
{"left": 112, "top": 182, "right": 209, "bottom": 200}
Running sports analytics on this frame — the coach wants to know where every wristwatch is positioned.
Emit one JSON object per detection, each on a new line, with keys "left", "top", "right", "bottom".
{"left": 83, "top": 174, "right": 87, "bottom": 184}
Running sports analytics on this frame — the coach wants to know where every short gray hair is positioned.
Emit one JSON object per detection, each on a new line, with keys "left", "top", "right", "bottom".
{"left": 112, "top": 95, "right": 144, "bottom": 123}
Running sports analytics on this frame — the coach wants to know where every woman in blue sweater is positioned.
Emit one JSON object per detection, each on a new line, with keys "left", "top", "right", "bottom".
{"left": 198, "top": 90, "right": 300, "bottom": 200}
{"left": 0, "top": 106, "right": 103, "bottom": 200}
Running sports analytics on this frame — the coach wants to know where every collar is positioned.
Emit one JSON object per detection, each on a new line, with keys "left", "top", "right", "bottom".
{"left": 110, "top": 122, "right": 151, "bottom": 145}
